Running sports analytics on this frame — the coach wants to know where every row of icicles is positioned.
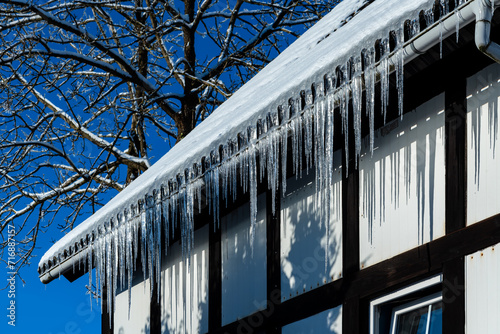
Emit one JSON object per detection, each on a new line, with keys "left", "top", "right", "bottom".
{"left": 59, "top": 0, "right": 467, "bottom": 321}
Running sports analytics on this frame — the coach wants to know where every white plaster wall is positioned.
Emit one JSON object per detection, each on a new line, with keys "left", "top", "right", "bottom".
{"left": 221, "top": 193, "right": 267, "bottom": 325}
{"left": 282, "top": 305, "right": 342, "bottom": 334}
{"left": 161, "top": 225, "right": 209, "bottom": 334}
{"left": 466, "top": 243, "right": 500, "bottom": 333}
{"left": 359, "top": 94, "right": 446, "bottom": 268}
{"left": 114, "top": 278, "right": 151, "bottom": 334}
{"left": 280, "top": 153, "right": 343, "bottom": 302}
{"left": 467, "top": 63, "right": 500, "bottom": 225}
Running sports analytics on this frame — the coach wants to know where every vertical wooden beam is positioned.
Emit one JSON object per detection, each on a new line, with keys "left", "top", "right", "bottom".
{"left": 442, "top": 257, "right": 465, "bottom": 334}
{"left": 443, "top": 75, "right": 467, "bottom": 334}
{"left": 209, "top": 224, "right": 222, "bottom": 331}
{"left": 101, "top": 285, "right": 113, "bottom": 334}
{"left": 342, "top": 102, "right": 361, "bottom": 334}
{"left": 266, "top": 188, "right": 282, "bottom": 334}
{"left": 445, "top": 76, "right": 467, "bottom": 234}
{"left": 150, "top": 279, "right": 161, "bottom": 334}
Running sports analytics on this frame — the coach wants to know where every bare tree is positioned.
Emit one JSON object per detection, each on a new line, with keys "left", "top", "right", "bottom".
{"left": 0, "top": 0, "right": 336, "bottom": 279}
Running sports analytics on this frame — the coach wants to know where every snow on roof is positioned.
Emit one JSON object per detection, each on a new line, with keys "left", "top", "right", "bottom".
{"left": 39, "top": 0, "right": 437, "bottom": 276}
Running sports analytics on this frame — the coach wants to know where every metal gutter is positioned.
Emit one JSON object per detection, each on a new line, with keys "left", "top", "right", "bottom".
{"left": 401, "top": 0, "right": 500, "bottom": 65}
{"left": 402, "top": 0, "right": 476, "bottom": 64}
{"left": 475, "top": 0, "right": 500, "bottom": 63}
{"left": 39, "top": 248, "right": 88, "bottom": 284}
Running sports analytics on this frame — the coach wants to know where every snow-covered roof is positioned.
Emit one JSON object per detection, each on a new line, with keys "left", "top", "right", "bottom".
{"left": 39, "top": 0, "right": 446, "bottom": 286}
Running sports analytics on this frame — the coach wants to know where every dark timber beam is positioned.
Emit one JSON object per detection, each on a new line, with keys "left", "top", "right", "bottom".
{"left": 266, "top": 188, "right": 282, "bottom": 334}
{"left": 442, "top": 61, "right": 467, "bottom": 334}
{"left": 342, "top": 98, "right": 360, "bottom": 334}
{"left": 209, "top": 222, "right": 222, "bottom": 331}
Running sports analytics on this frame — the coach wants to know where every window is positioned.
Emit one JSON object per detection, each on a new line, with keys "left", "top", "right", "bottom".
{"left": 390, "top": 292, "right": 442, "bottom": 334}
{"left": 370, "top": 275, "right": 442, "bottom": 334}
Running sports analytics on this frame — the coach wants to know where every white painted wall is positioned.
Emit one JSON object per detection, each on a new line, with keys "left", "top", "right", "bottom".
{"left": 467, "top": 63, "right": 500, "bottom": 225}
{"left": 280, "top": 153, "right": 343, "bottom": 302}
{"left": 466, "top": 243, "right": 500, "bottom": 333}
{"left": 114, "top": 278, "right": 151, "bottom": 334}
{"left": 161, "top": 225, "right": 209, "bottom": 334}
{"left": 359, "top": 94, "right": 446, "bottom": 268}
{"left": 282, "top": 305, "right": 342, "bottom": 334}
{"left": 221, "top": 193, "right": 267, "bottom": 325}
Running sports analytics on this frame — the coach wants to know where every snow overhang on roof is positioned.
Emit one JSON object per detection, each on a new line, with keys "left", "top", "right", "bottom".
{"left": 38, "top": 0, "right": 478, "bottom": 288}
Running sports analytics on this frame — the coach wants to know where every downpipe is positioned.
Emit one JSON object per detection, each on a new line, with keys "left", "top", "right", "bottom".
{"left": 475, "top": 0, "right": 500, "bottom": 63}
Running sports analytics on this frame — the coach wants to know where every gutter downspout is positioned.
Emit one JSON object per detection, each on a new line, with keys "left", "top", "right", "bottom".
{"left": 475, "top": 0, "right": 500, "bottom": 63}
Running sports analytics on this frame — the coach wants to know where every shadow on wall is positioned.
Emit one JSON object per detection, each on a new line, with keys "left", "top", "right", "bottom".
{"left": 359, "top": 94, "right": 446, "bottom": 267}
{"left": 280, "top": 158, "right": 343, "bottom": 301}
{"left": 282, "top": 304, "right": 342, "bottom": 333}
{"left": 468, "top": 64, "right": 500, "bottom": 190}
{"left": 161, "top": 225, "right": 209, "bottom": 334}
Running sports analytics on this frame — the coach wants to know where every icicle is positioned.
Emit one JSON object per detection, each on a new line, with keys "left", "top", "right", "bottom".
{"left": 291, "top": 100, "right": 303, "bottom": 179}
{"left": 105, "top": 228, "right": 113, "bottom": 324}
{"left": 425, "top": 8, "right": 434, "bottom": 28}
{"left": 112, "top": 227, "right": 118, "bottom": 315}
{"left": 259, "top": 129, "right": 267, "bottom": 183}
{"left": 352, "top": 57, "right": 363, "bottom": 168}
{"left": 455, "top": 9, "right": 460, "bottom": 43}
{"left": 140, "top": 206, "right": 147, "bottom": 284}
{"left": 118, "top": 217, "right": 125, "bottom": 292}
{"left": 364, "top": 48, "right": 376, "bottom": 156}
{"left": 267, "top": 131, "right": 279, "bottom": 214}
{"left": 408, "top": 18, "right": 420, "bottom": 39}
{"left": 280, "top": 106, "right": 289, "bottom": 197}
{"left": 249, "top": 147, "right": 257, "bottom": 254}
{"left": 304, "top": 103, "right": 313, "bottom": 171}
{"left": 440, "top": 20, "right": 444, "bottom": 59}
{"left": 163, "top": 192, "right": 170, "bottom": 253}
{"left": 314, "top": 86, "right": 326, "bottom": 206}
{"left": 380, "top": 38, "right": 390, "bottom": 124}
{"left": 231, "top": 151, "right": 238, "bottom": 202}
{"left": 440, "top": 0, "right": 448, "bottom": 15}
{"left": 125, "top": 213, "right": 133, "bottom": 318}
{"left": 339, "top": 82, "right": 349, "bottom": 175}
{"left": 395, "top": 28, "right": 405, "bottom": 119}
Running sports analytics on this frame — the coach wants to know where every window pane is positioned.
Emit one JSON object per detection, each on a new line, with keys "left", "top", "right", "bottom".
{"left": 428, "top": 302, "right": 443, "bottom": 334}
{"left": 396, "top": 306, "right": 429, "bottom": 334}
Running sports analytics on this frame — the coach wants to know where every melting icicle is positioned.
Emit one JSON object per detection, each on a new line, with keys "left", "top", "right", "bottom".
{"left": 395, "top": 28, "right": 405, "bottom": 119}
{"left": 439, "top": 21, "right": 444, "bottom": 59}
{"left": 352, "top": 57, "right": 363, "bottom": 168}
{"left": 249, "top": 147, "right": 257, "bottom": 254}
{"left": 455, "top": 9, "right": 460, "bottom": 43}
{"left": 408, "top": 18, "right": 420, "bottom": 39}
{"left": 425, "top": 8, "right": 434, "bottom": 27}
{"left": 280, "top": 106, "right": 289, "bottom": 197}
{"left": 380, "top": 38, "right": 390, "bottom": 124}
{"left": 440, "top": 0, "right": 448, "bottom": 15}
{"left": 364, "top": 48, "right": 376, "bottom": 156}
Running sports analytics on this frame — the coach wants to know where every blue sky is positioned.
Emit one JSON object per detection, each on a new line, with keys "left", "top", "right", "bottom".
{"left": 2, "top": 230, "right": 101, "bottom": 334}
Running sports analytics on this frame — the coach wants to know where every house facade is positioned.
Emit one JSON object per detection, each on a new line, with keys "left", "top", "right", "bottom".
{"left": 38, "top": 0, "right": 500, "bottom": 333}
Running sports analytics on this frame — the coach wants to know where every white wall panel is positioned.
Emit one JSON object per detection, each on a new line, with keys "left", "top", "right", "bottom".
{"left": 280, "top": 152, "right": 342, "bottom": 302}
{"left": 282, "top": 305, "right": 342, "bottom": 334}
{"left": 161, "top": 225, "right": 209, "bottom": 334}
{"left": 221, "top": 193, "right": 267, "bottom": 325}
{"left": 114, "top": 278, "right": 151, "bottom": 334}
{"left": 466, "top": 243, "right": 500, "bottom": 333}
{"left": 467, "top": 63, "right": 500, "bottom": 225}
{"left": 359, "top": 94, "right": 446, "bottom": 268}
